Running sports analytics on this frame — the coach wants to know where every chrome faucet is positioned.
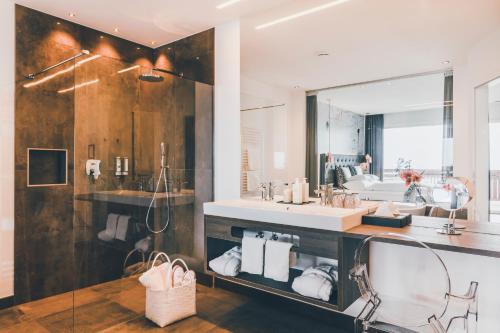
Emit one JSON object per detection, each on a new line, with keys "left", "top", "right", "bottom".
{"left": 258, "top": 182, "right": 277, "bottom": 201}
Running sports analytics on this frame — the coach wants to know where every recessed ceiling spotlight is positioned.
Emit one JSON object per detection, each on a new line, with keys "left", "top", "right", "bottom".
{"left": 56, "top": 22, "right": 61, "bottom": 25}
{"left": 151, "top": 41, "right": 157, "bottom": 45}
{"left": 256, "top": 0, "right": 351, "bottom": 30}
{"left": 167, "top": 47, "right": 172, "bottom": 50}
{"left": 316, "top": 51, "right": 330, "bottom": 57}
{"left": 196, "top": 56, "right": 200, "bottom": 60}
{"left": 136, "top": 47, "right": 141, "bottom": 50}
{"left": 99, "top": 35, "right": 104, "bottom": 39}
{"left": 114, "top": 28, "right": 119, "bottom": 33}
{"left": 216, "top": 0, "right": 241, "bottom": 10}
{"left": 442, "top": 60, "right": 450, "bottom": 65}
{"left": 69, "top": 12, "right": 76, "bottom": 17}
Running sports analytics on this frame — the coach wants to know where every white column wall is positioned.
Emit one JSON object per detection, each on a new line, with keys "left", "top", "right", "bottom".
{"left": 0, "top": 0, "right": 15, "bottom": 299}
{"left": 214, "top": 21, "right": 241, "bottom": 200}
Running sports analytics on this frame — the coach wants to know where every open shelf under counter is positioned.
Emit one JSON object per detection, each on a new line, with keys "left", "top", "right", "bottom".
{"left": 212, "top": 269, "right": 339, "bottom": 312}
{"left": 204, "top": 213, "right": 366, "bottom": 311}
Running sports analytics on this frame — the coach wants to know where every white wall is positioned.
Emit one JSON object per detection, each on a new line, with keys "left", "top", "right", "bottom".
{"left": 214, "top": 21, "right": 241, "bottom": 200}
{"left": 453, "top": 27, "right": 500, "bottom": 221}
{"left": 0, "top": 0, "right": 15, "bottom": 299}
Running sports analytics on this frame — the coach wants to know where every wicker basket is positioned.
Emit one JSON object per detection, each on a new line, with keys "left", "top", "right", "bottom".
{"left": 145, "top": 256, "right": 196, "bottom": 327}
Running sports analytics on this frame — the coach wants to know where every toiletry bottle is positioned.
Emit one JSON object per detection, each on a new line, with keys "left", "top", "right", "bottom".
{"left": 283, "top": 183, "right": 292, "bottom": 203}
{"left": 292, "top": 178, "right": 303, "bottom": 204}
{"left": 302, "top": 178, "right": 309, "bottom": 203}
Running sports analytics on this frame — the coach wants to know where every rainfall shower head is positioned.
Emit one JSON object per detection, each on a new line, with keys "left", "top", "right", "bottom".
{"left": 139, "top": 72, "right": 164, "bottom": 82}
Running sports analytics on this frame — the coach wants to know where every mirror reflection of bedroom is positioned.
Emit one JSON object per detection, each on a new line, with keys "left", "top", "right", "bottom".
{"left": 311, "top": 71, "right": 456, "bottom": 218}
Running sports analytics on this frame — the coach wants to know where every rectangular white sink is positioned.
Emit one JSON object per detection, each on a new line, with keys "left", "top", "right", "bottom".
{"left": 204, "top": 198, "right": 378, "bottom": 231}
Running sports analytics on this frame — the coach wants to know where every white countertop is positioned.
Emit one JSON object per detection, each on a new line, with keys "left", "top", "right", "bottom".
{"left": 204, "top": 198, "right": 379, "bottom": 231}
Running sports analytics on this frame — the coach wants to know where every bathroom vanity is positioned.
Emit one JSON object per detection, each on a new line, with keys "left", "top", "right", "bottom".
{"left": 204, "top": 199, "right": 500, "bottom": 332}
{"left": 204, "top": 199, "right": 378, "bottom": 311}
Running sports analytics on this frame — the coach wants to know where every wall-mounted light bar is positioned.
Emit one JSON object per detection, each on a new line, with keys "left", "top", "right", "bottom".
{"left": 216, "top": 0, "right": 241, "bottom": 9}
{"left": 255, "top": 0, "right": 351, "bottom": 30}
{"left": 117, "top": 65, "right": 140, "bottom": 74}
{"left": 23, "top": 55, "right": 102, "bottom": 88}
{"left": 215, "top": 0, "right": 241, "bottom": 9}
{"left": 58, "top": 79, "right": 99, "bottom": 94}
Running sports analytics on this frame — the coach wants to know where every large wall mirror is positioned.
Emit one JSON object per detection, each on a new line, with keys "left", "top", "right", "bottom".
{"left": 304, "top": 71, "right": 466, "bottom": 221}
{"left": 475, "top": 76, "right": 500, "bottom": 223}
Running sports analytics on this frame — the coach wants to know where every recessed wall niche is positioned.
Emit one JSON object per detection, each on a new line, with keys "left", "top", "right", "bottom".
{"left": 27, "top": 148, "right": 68, "bottom": 187}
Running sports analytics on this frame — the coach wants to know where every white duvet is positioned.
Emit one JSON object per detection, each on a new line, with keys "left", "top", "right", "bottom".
{"left": 343, "top": 174, "right": 407, "bottom": 192}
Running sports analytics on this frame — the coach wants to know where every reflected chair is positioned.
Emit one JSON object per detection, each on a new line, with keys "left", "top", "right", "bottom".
{"left": 349, "top": 233, "right": 479, "bottom": 333}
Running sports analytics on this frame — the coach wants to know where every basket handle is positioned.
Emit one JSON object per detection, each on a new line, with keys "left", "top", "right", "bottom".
{"left": 165, "top": 258, "right": 191, "bottom": 288}
{"left": 169, "top": 258, "right": 190, "bottom": 272}
{"left": 150, "top": 252, "right": 171, "bottom": 269}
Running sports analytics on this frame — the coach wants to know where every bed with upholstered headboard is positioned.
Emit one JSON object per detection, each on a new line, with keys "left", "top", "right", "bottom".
{"left": 319, "top": 153, "right": 424, "bottom": 202}
{"left": 319, "top": 153, "right": 364, "bottom": 187}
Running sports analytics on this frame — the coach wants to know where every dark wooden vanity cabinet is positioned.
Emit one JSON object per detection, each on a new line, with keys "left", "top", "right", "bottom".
{"left": 204, "top": 215, "right": 365, "bottom": 312}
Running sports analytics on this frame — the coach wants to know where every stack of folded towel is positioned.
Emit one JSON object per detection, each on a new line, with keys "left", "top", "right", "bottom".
{"left": 98, "top": 213, "right": 130, "bottom": 242}
{"left": 291, "top": 265, "right": 338, "bottom": 301}
{"left": 208, "top": 246, "right": 242, "bottom": 277}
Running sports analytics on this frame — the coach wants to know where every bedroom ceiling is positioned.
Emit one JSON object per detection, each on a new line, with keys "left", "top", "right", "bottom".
{"left": 317, "top": 73, "right": 446, "bottom": 115}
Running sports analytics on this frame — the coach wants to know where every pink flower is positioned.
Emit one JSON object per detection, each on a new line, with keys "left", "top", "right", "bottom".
{"left": 400, "top": 169, "right": 424, "bottom": 187}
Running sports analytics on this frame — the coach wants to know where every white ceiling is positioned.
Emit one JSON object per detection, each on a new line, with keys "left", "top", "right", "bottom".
{"left": 241, "top": 0, "right": 500, "bottom": 90}
{"left": 317, "top": 73, "right": 446, "bottom": 114}
{"left": 15, "top": 0, "right": 500, "bottom": 91}
{"left": 14, "top": 0, "right": 290, "bottom": 46}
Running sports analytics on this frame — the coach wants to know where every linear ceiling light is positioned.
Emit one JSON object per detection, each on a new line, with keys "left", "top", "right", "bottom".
{"left": 58, "top": 79, "right": 99, "bottom": 94}
{"left": 216, "top": 0, "right": 241, "bottom": 9}
{"left": 23, "top": 55, "right": 102, "bottom": 88}
{"left": 117, "top": 65, "right": 140, "bottom": 74}
{"left": 255, "top": 0, "right": 351, "bottom": 30}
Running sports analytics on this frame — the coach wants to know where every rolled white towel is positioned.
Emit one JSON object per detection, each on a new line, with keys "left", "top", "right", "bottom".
{"left": 139, "top": 262, "right": 171, "bottom": 291}
{"left": 264, "top": 240, "right": 293, "bottom": 282}
{"left": 291, "top": 265, "right": 338, "bottom": 301}
{"left": 209, "top": 246, "right": 242, "bottom": 277}
{"left": 241, "top": 237, "right": 266, "bottom": 275}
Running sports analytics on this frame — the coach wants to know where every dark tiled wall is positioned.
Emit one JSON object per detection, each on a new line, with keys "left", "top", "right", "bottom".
{"left": 155, "top": 29, "right": 215, "bottom": 85}
{"left": 15, "top": 5, "right": 214, "bottom": 303}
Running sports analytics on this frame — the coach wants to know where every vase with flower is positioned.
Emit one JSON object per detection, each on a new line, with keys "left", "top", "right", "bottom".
{"left": 400, "top": 169, "right": 427, "bottom": 205}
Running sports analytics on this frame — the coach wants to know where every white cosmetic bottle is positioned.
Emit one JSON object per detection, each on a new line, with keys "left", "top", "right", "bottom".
{"left": 302, "top": 178, "right": 309, "bottom": 203}
{"left": 292, "top": 178, "right": 303, "bottom": 204}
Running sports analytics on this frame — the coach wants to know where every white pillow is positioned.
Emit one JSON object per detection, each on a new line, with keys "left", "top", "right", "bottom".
{"left": 343, "top": 180, "right": 374, "bottom": 191}
{"left": 354, "top": 166, "right": 363, "bottom": 175}
{"left": 341, "top": 167, "right": 352, "bottom": 180}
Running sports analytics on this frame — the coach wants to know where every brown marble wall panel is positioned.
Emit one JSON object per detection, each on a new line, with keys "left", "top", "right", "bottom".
{"left": 15, "top": 28, "right": 76, "bottom": 303}
{"left": 155, "top": 29, "right": 215, "bottom": 85}
{"left": 16, "top": 5, "right": 154, "bottom": 67}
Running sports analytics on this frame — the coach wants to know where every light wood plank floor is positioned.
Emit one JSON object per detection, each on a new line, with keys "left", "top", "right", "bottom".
{"left": 0, "top": 277, "right": 350, "bottom": 333}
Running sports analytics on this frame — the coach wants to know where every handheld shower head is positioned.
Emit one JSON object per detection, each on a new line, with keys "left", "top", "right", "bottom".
{"left": 160, "top": 142, "right": 166, "bottom": 168}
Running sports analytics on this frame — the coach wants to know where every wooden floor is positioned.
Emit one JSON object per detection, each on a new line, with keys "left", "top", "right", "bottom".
{"left": 0, "top": 277, "right": 350, "bottom": 333}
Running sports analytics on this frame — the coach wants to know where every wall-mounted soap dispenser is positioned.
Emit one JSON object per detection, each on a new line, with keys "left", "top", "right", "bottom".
{"left": 115, "top": 156, "right": 129, "bottom": 176}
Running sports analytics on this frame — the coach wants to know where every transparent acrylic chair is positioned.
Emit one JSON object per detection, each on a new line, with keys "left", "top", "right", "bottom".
{"left": 349, "top": 233, "right": 478, "bottom": 333}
